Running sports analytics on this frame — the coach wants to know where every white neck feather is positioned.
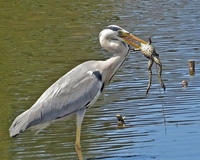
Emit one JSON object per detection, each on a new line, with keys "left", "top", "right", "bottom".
{"left": 99, "top": 28, "right": 130, "bottom": 85}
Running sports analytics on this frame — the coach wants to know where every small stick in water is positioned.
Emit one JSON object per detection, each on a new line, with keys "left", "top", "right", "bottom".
{"left": 182, "top": 80, "right": 188, "bottom": 87}
{"left": 116, "top": 114, "right": 126, "bottom": 127}
{"left": 188, "top": 60, "right": 195, "bottom": 76}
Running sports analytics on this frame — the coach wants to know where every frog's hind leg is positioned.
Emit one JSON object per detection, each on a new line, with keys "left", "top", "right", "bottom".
{"left": 152, "top": 55, "right": 166, "bottom": 92}
{"left": 146, "top": 59, "right": 154, "bottom": 95}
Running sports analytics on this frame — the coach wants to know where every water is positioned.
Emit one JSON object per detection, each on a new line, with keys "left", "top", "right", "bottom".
{"left": 1, "top": 0, "right": 200, "bottom": 159}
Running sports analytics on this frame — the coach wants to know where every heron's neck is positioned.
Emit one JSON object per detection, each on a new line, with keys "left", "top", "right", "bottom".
{"left": 102, "top": 50, "right": 130, "bottom": 85}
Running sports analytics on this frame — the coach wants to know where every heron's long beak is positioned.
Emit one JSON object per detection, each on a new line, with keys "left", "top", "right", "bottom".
{"left": 121, "top": 32, "right": 147, "bottom": 49}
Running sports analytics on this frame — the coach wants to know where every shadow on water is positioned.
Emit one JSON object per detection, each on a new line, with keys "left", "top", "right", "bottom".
{"left": 1, "top": 0, "right": 200, "bottom": 159}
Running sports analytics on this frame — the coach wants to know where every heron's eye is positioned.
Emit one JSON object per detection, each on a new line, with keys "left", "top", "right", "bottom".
{"left": 118, "top": 30, "right": 123, "bottom": 37}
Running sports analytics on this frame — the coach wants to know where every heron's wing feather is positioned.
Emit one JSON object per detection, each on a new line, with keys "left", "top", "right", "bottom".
{"left": 35, "top": 61, "right": 98, "bottom": 104}
{"left": 29, "top": 70, "right": 103, "bottom": 125}
{"left": 9, "top": 61, "right": 103, "bottom": 137}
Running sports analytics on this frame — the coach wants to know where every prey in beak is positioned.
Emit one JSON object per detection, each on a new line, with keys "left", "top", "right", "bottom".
{"left": 118, "top": 30, "right": 147, "bottom": 49}
{"left": 119, "top": 30, "right": 165, "bottom": 95}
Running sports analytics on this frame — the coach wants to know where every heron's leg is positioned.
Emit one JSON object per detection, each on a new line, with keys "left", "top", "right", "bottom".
{"left": 146, "top": 59, "right": 153, "bottom": 95}
{"left": 75, "top": 108, "right": 86, "bottom": 149}
{"left": 153, "top": 55, "right": 166, "bottom": 91}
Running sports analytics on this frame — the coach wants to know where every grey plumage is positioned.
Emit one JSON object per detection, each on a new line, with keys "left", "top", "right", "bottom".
{"left": 9, "top": 61, "right": 103, "bottom": 137}
{"left": 9, "top": 25, "right": 147, "bottom": 149}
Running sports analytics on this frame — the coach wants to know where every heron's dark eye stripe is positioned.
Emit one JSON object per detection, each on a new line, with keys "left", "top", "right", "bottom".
{"left": 111, "top": 38, "right": 118, "bottom": 41}
{"left": 107, "top": 26, "right": 121, "bottom": 31}
{"left": 93, "top": 71, "right": 102, "bottom": 81}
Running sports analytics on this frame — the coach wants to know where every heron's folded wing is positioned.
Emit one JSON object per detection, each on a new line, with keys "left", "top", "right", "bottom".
{"left": 23, "top": 70, "right": 103, "bottom": 128}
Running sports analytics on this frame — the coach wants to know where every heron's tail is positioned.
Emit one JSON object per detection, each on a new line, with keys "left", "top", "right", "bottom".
{"left": 9, "top": 110, "right": 31, "bottom": 138}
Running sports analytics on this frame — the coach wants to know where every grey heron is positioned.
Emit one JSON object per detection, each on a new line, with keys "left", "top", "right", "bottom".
{"left": 9, "top": 25, "right": 147, "bottom": 149}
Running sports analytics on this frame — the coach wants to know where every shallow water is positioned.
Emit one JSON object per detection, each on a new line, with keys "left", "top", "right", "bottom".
{"left": 1, "top": 0, "right": 200, "bottom": 159}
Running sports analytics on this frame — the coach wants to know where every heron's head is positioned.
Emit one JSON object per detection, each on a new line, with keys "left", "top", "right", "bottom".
{"left": 99, "top": 25, "right": 147, "bottom": 53}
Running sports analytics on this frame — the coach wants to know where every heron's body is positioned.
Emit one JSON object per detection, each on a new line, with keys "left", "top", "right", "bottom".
{"left": 9, "top": 55, "right": 128, "bottom": 137}
{"left": 9, "top": 25, "right": 147, "bottom": 149}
